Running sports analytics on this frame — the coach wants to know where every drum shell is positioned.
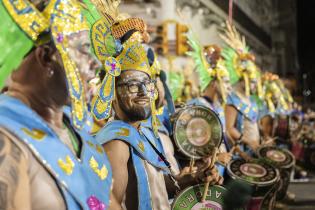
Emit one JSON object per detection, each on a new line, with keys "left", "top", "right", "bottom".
{"left": 171, "top": 184, "right": 244, "bottom": 210}
{"left": 227, "top": 158, "right": 279, "bottom": 210}
{"left": 257, "top": 146, "right": 295, "bottom": 200}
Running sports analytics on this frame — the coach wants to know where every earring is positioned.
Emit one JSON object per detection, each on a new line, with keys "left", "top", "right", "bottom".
{"left": 48, "top": 68, "right": 54, "bottom": 77}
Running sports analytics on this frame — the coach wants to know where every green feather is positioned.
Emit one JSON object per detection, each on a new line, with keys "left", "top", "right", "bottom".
{"left": 186, "top": 31, "right": 211, "bottom": 91}
{"left": 81, "top": 0, "right": 117, "bottom": 58}
{"left": 167, "top": 71, "right": 184, "bottom": 101}
{"left": 221, "top": 47, "right": 240, "bottom": 85}
{"left": 0, "top": 3, "right": 33, "bottom": 89}
{"left": 81, "top": 0, "right": 101, "bottom": 27}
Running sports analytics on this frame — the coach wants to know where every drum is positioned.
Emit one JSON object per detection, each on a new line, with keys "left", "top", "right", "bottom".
{"left": 172, "top": 184, "right": 243, "bottom": 210}
{"left": 274, "top": 114, "right": 291, "bottom": 142}
{"left": 171, "top": 105, "right": 223, "bottom": 159}
{"left": 257, "top": 145, "right": 295, "bottom": 200}
{"left": 227, "top": 159, "right": 279, "bottom": 210}
{"left": 302, "top": 139, "right": 315, "bottom": 170}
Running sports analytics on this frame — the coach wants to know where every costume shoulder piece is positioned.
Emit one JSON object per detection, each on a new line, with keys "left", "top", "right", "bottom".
{"left": 227, "top": 92, "right": 258, "bottom": 122}
{"left": 96, "top": 120, "right": 168, "bottom": 170}
{"left": 0, "top": 95, "right": 112, "bottom": 210}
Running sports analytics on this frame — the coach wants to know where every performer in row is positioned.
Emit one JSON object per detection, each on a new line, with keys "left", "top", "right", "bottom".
{"left": 85, "top": 1, "right": 223, "bottom": 209}
{"left": 185, "top": 31, "right": 233, "bottom": 176}
{"left": 220, "top": 23, "right": 261, "bottom": 154}
{"left": 0, "top": 0, "right": 118, "bottom": 209}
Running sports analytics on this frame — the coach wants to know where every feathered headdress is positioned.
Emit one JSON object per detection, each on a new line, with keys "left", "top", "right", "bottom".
{"left": 167, "top": 71, "right": 185, "bottom": 102}
{"left": 220, "top": 21, "right": 257, "bottom": 96}
{"left": 83, "top": 0, "right": 160, "bottom": 135}
{"left": 186, "top": 31, "right": 229, "bottom": 102}
{"left": 262, "top": 72, "right": 289, "bottom": 113}
{"left": 1, "top": 0, "right": 90, "bottom": 129}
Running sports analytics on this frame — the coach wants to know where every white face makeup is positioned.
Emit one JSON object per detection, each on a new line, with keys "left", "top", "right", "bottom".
{"left": 67, "top": 30, "right": 101, "bottom": 102}
{"left": 67, "top": 31, "right": 100, "bottom": 82}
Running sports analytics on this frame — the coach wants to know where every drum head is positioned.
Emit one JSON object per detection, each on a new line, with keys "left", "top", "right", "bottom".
{"left": 172, "top": 184, "right": 243, "bottom": 210}
{"left": 257, "top": 146, "right": 295, "bottom": 169}
{"left": 227, "top": 159, "right": 279, "bottom": 186}
{"left": 172, "top": 106, "right": 223, "bottom": 159}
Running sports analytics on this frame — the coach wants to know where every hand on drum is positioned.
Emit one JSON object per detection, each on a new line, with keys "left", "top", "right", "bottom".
{"left": 175, "top": 161, "right": 223, "bottom": 189}
{"left": 262, "top": 136, "right": 276, "bottom": 146}
{"left": 243, "top": 139, "right": 260, "bottom": 151}
{"left": 195, "top": 165, "right": 224, "bottom": 184}
{"left": 217, "top": 152, "right": 233, "bottom": 166}
{"left": 195, "top": 158, "right": 224, "bottom": 184}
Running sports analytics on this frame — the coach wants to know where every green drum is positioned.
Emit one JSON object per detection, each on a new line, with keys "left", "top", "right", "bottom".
{"left": 257, "top": 145, "right": 295, "bottom": 200}
{"left": 227, "top": 159, "right": 279, "bottom": 210}
{"left": 171, "top": 105, "right": 223, "bottom": 159}
{"left": 172, "top": 184, "right": 242, "bottom": 210}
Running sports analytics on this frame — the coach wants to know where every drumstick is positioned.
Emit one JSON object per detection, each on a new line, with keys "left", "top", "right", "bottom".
{"left": 263, "top": 137, "right": 276, "bottom": 145}
{"left": 189, "top": 157, "right": 195, "bottom": 173}
{"left": 228, "top": 146, "right": 236, "bottom": 155}
{"left": 201, "top": 148, "right": 218, "bottom": 202}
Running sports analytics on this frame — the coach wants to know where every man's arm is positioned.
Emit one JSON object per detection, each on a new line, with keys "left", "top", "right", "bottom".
{"left": 260, "top": 115, "right": 274, "bottom": 140}
{"left": 103, "top": 140, "right": 130, "bottom": 209}
{"left": 225, "top": 105, "right": 241, "bottom": 143}
{"left": 0, "top": 133, "right": 31, "bottom": 210}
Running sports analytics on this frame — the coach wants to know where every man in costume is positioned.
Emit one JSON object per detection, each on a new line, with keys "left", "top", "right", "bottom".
{"left": 87, "top": 2, "right": 222, "bottom": 209}
{"left": 184, "top": 31, "right": 232, "bottom": 176}
{"left": 0, "top": 0, "right": 117, "bottom": 209}
{"left": 221, "top": 23, "right": 261, "bottom": 153}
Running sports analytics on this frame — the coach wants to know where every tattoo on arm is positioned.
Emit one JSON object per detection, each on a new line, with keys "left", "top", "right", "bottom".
{"left": 0, "top": 134, "right": 23, "bottom": 210}
{"left": 0, "top": 181, "right": 8, "bottom": 210}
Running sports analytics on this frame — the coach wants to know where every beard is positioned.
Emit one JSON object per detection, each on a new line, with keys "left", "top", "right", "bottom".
{"left": 118, "top": 99, "right": 152, "bottom": 122}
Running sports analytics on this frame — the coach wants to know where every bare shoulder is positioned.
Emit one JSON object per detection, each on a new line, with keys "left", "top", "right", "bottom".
{"left": 0, "top": 130, "right": 24, "bottom": 166}
{"left": 102, "top": 140, "right": 130, "bottom": 164}
{"left": 0, "top": 128, "right": 29, "bottom": 162}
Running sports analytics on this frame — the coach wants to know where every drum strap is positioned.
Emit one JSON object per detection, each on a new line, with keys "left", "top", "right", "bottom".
{"left": 143, "top": 133, "right": 181, "bottom": 191}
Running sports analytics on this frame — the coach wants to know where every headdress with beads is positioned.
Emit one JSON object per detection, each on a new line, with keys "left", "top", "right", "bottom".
{"left": 262, "top": 72, "right": 288, "bottom": 113}
{"left": 186, "top": 31, "right": 229, "bottom": 102}
{"left": 220, "top": 21, "right": 257, "bottom": 97}
{"left": 83, "top": 0, "right": 159, "bottom": 134}
{"left": 1, "top": 0, "right": 90, "bottom": 129}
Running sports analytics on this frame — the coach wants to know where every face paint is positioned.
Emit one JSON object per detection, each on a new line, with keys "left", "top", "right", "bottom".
{"left": 250, "top": 79, "right": 258, "bottom": 94}
{"left": 116, "top": 71, "right": 152, "bottom": 121}
{"left": 67, "top": 31, "right": 101, "bottom": 102}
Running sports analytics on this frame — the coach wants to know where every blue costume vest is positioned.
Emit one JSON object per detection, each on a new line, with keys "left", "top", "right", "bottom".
{"left": 0, "top": 95, "right": 112, "bottom": 210}
{"left": 226, "top": 92, "right": 259, "bottom": 154}
{"left": 187, "top": 97, "right": 229, "bottom": 176}
{"left": 226, "top": 92, "right": 259, "bottom": 133}
{"left": 250, "top": 95, "right": 272, "bottom": 120}
{"left": 96, "top": 120, "right": 169, "bottom": 210}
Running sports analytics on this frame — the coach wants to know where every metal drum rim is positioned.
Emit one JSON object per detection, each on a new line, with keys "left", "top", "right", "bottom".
{"left": 172, "top": 105, "right": 223, "bottom": 159}
{"left": 227, "top": 158, "right": 280, "bottom": 187}
{"left": 257, "top": 145, "right": 296, "bottom": 169}
{"left": 171, "top": 184, "right": 226, "bottom": 209}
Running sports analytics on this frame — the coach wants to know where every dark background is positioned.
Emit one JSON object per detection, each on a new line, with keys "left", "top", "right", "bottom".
{"left": 297, "top": 0, "right": 315, "bottom": 108}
